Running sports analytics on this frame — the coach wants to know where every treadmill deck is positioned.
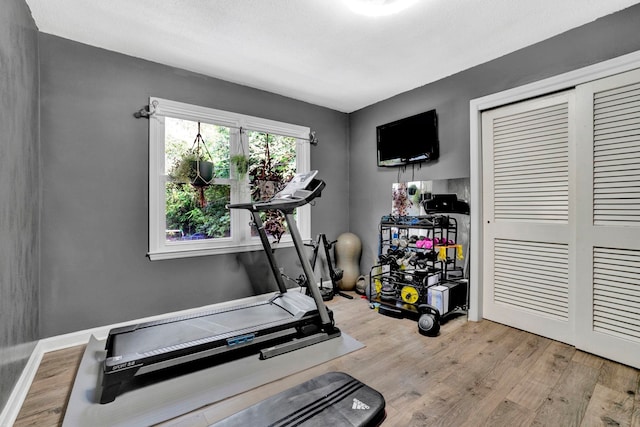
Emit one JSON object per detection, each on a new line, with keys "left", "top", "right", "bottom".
{"left": 104, "top": 291, "right": 323, "bottom": 369}
{"left": 112, "top": 302, "right": 294, "bottom": 356}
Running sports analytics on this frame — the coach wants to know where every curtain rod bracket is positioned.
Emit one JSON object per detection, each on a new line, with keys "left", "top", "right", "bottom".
{"left": 309, "top": 131, "right": 318, "bottom": 146}
{"left": 134, "top": 100, "right": 159, "bottom": 119}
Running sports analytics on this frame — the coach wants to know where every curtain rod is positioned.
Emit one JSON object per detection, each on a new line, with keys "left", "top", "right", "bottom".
{"left": 238, "top": 127, "right": 318, "bottom": 146}
{"left": 134, "top": 101, "right": 318, "bottom": 146}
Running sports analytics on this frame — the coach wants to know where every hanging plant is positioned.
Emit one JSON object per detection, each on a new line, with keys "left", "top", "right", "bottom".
{"left": 392, "top": 183, "right": 413, "bottom": 216}
{"left": 230, "top": 154, "right": 250, "bottom": 180}
{"left": 170, "top": 122, "right": 214, "bottom": 207}
{"left": 248, "top": 134, "right": 291, "bottom": 243}
{"left": 172, "top": 149, "right": 214, "bottom": 184}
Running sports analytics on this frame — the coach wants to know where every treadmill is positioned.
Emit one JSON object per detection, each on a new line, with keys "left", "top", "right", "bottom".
{"left": 98, "top": 171, "right": 340, "bottom": 404}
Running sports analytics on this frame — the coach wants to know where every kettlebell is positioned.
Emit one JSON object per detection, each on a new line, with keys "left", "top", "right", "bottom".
{"left": 417, "top": 304, "right": 441, "bottom": 337}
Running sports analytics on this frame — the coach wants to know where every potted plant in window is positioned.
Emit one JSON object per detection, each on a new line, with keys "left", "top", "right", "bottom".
{"left": 172, "top": 148, "right": 214, "bottom": 186}
{"left": 230, "top": 153, "right": 250, "bottom": 180}
{"left": 170, "top": 149, "right": 214, "bottom": 207}
{"left": 170, "top": 122, "right": 215, "bottom": 207}
{"left": 248, "top": 135, "right": 292, "bottom": 242}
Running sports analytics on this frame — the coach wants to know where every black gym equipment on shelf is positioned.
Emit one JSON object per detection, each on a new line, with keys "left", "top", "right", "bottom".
{"left": 369, "top": 194, "right": 470, "bottom": 337}
{"left": 98, "top": 171, "right": 341, "bottom": 404}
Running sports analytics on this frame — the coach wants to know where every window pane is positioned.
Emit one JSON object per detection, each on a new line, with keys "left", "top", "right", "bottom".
{"left": 165, "top": 183, "right": 231, "bottom": 241}
{"left": 247, "top": 131, "right": 297, "bottom": 241}
{"left": 164, "top": 117, "right": 231, "bottom": 242}
{"left": 165, "top": 117, "right": 230, "bottom": 179}
{"left": 247, "top": 131, "right": 296, "bottom": 191}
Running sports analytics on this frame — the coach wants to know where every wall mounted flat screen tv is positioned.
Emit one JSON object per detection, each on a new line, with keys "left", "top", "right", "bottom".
{"left": 376, "top": 109, "right": 439, "bottom": 167}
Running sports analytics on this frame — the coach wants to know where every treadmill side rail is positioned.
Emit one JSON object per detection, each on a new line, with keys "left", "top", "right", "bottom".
{"left": 259, "top": 328, "right": 341, "bottom": 359}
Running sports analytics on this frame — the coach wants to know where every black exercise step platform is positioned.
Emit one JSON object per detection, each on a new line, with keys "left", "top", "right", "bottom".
{"left": 211, "top": 371, "right": 386, "bottom": 427}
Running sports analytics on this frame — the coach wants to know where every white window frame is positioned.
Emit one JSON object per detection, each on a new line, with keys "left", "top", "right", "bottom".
{"left": 148, "top": 97, "right": 311, "bottom": 261}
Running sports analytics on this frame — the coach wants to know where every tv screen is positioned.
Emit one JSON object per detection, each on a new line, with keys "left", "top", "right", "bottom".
{"left": 376, "top": 110, "right": 439, "bottom": 167}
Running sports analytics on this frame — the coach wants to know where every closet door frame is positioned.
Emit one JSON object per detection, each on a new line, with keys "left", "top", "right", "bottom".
{"left": 469, "top": 50, "right": 640, "bottom": 322}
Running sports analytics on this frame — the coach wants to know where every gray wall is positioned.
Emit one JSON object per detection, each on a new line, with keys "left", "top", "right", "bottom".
{"left": 349, "top": 4, "right": 640, "bottom": 272}
{"left": 38, "top": 34, "right": 349, "bottom": 337}
{"left": 0, "top": 0, "right": 40, "bottom": 412}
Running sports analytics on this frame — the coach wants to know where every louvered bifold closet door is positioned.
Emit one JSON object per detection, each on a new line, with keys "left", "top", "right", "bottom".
{"left": 482, "top": 91, "right": 575, "bottom": 345}
{"left": 575, "top": 68, "right": 640, "bottom": 369}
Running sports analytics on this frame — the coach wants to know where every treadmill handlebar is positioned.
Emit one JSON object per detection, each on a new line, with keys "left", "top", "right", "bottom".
{"left": 227, "top": 178, "right": 325, "bottom": 213}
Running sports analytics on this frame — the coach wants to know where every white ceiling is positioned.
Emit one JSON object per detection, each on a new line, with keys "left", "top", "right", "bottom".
{"left": 25, "top": 0, "right": 640, "bottom": 113}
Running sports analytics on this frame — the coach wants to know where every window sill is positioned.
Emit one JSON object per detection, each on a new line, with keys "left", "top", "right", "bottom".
{"left": 147, "top": 239, "right": 301, "bottom": 261}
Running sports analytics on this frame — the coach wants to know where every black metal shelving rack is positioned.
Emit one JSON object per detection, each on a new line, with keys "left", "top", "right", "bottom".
{"left": 368, "top": 214, "right": 467, "bottom": 320}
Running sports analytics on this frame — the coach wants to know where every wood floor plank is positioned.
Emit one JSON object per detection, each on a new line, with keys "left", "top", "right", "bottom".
{"left": 456, "top": 366, "right": 528, "bottom": 427}
{"left": 507, "top": 377, "right": 554, "bottom": 413}
{"left": 573, "top": 350, "right": 605, "bottom": 370}
{"left": 441, "top": 325, "right": 526, "bottom": 387}
{"left": 631, "top": 377, "right": 640, "bottom": 427}
{"left": 580, "top": 383, "right": 635, "bottom": 427}
{"left": 380, "top": 321, "right": 510, "bottom": 412}
{"left": 530, "top": 360, "right": 600, "bottom": 427}
{"left": 400, "top": 382, "right": 461, "bottom": 427}
{"left": 385, "top": 325, "right": 524, "bottom": 426}
{"left": 433, "top": 327, "right": 533, "bottom": 425}
{"left": 479, "top": 399, "right": 536, "bottom": 427}
{"left": 597, "top": 359, "right": 640, "bottom": 395}
{"left": 501, "top": 331, "right": 551, "bottom": 371}
{"left": 506, "top": 340, "right": 576, "bottom": 411}
{"left": 525, "top": 340, "right": 576, "bottom": 386}
{"left": 14, "top": 345, "right": 85, "bottom": 427}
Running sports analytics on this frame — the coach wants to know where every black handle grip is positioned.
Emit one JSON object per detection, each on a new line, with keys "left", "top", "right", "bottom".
{"left": 418, "top": 304, "right": 441, "bottom": 322}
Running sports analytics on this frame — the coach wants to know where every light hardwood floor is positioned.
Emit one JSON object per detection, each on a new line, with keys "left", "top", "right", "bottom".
{"left": 14, "top": 293, "right": 640, "bottom": 426}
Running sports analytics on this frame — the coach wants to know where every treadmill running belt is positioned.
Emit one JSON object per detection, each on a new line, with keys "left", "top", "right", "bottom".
{"left": 112, "top": 303, "right": 294, "bottom": 355}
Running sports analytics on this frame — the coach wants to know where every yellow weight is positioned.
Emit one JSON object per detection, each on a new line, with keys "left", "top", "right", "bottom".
{"left": 401, "top": 285, "right": 419, "bottom": 304}
{"left": 374, "top": 279, "right": 382, "bottom": 294}
{"left": 435, "top": 244, "right": 464, "bottom": 261}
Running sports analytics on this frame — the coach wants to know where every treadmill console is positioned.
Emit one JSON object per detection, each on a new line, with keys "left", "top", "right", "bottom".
{"left": 273, "top": 170, "right": 318, "bottom": 200}
{"left": 227, "top": 170, "right": 324, "bottom": 213}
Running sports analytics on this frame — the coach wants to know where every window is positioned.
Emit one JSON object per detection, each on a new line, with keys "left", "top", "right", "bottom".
{"left": 148, "top": 98, "right": 311, "bottom": 260}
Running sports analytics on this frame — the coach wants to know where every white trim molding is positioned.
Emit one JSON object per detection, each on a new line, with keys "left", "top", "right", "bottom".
{"left": 469, "top": 49, "right": 640, "bottom": 322}
{"left": 0, "top": 343, "right": 44, "bottom": 427}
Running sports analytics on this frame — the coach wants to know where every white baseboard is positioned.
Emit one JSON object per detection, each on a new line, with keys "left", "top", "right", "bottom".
{"left": 0, "top": 341, "right": 45, "bottom": 427}
{"left": 0, "top": 292, "right": 275, "bottom": 426}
